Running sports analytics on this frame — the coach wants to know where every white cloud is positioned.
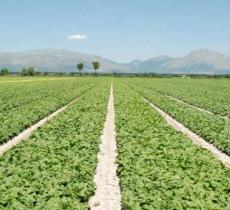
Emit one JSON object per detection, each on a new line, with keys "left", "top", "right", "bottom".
{"left": 67, "top": 34, "right": 86, "bottom": 40}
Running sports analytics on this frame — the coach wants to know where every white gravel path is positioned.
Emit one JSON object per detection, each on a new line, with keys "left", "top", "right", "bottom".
{"left": 142, "top": 96, "right": 230, "bottom": 168}
{"left": 89, "top": 83, "right": 121, "bottom": 210}
{"left": 157, "top": 91, "right": 229, "bottom": 120}
{"left": 0, "top": 97, "right": 79, "bottom": 156}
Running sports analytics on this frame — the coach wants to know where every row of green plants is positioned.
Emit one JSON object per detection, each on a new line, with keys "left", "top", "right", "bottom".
{"left": 0, "top": 82, "right": 110, "bottom": 209}
{"left": 123, "top": 79, "right": 230, "bottom": 156}
{"left": 0, "top": 78, "right": 94, "bottom": 111}
{"left": 0, "top": 78, "right": 101, "bottom": 144}
{"left": 114, "top": 81, "right": 230, "bottom": 209}
{"left": 129, "top": 78, "right": 230, "bottom": 117}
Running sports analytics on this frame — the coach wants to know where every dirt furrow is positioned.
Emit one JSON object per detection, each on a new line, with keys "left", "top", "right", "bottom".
{"left": 142, "top": 96, "right": 230, "bottom": 168}
{"left": 157, "top": 91, "right": 229, "bottom": 120}
{"left": 0, "top": 97, "right": 80, "bottom": 156}
{"left": 0, "top": 84, "right": 99, "bottom": 155}
{"left": 89, "top": 83, "right": 121, "bottom": 210}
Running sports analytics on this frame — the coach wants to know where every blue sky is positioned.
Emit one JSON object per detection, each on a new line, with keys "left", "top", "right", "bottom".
{"left": 0, "top": 0, "right": 229, "bottom": 62}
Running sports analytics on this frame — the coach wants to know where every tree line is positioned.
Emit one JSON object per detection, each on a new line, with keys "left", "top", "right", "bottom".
{"left": 0, "top": 61, "right": 100, "bottom": 76}
{"left": 77, "top": 61, "right": 100, "bottom": 76}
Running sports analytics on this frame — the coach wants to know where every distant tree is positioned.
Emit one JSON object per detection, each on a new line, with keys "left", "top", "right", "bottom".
{"left": 57, "top": 72, "right": 65, "bottom": 76}
{"left": 0, "top": 68, "right": 9, "bottom": 75}
{"left": 77, "top": 63, "right": 84, "bottom": 76}
{"left": 21, "top": 67, "right": 37, "bottom": 76}
{"left": 21, "top": 68, "right": 27, "bottom": 76}
{"left": 27, "top": 67, "right": 35, "bottom": 76}
{"left": 69, "top": 72, "right": 74, "bottom": 76}
{"left": 92, "top": 61, "right": 100, "bottom": 75}
{"left": 36, "top": 71, "right": 41, "bottom": 76}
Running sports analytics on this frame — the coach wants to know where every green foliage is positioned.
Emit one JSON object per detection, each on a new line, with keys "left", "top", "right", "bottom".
{"left": 0, "top": 68, "right": 9, "bottom": 75}
{"left": 92, "top": 61, "right": 100, "bottom": 75}
{"left": 123, "top": 78, "right": 230, "bottom": 156}
{"left": 77, "top": 63, "right": 84, "bottom": 76}
{"left": 0, "top": 78, "right": 101, "bottom": 144}
{"left": 0, "top": 82, "right": 110, "bottom": 209}
{"left": 114, "top": 82, "right": 230, "bottom": 209}
{"left": 1, "top": 77, "right": 230, "bottom": 209}
{"left": 21, "top": 67, "right": 39, "bottom": 76}
{"left": 128, "top": 78, "right": 230, "bottom": 117}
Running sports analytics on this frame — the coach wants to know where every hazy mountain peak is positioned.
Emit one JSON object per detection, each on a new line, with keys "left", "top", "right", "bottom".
{"left": 27, "top": 49, "right": 91, "bottom": 57}
{"left": 146, "top": 55, "right": 172, "bottom": 62}
{"left": 0, "top": 48, "right": 229, "bottom": 74}
{"left": 188, "top": 49, "right": 224, "bottom": 62}
{"left": 0, "top": 49, "right": 128, "bottom": 73}
{"left": 129, "top": 59, "right": 142, "bottom": 65}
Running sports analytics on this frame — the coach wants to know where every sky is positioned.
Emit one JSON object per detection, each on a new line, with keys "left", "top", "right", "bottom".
{"left": 0, "top": 0, "right": 229, "bottom": 62}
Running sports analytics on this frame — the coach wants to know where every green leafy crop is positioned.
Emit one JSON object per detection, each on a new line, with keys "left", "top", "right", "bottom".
{"left": 123, "top": 78, "right": 230, "bottom": 156}
{"left": 0, "top": 82, "right": 110, "bottom": 209}
{"left": 114, "top": 81, "right": 230, "bottom": 209}
{"left": 0, "top": 78, "right": 101, "bottom": 144}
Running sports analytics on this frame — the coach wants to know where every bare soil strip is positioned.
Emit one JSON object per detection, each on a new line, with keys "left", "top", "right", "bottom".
{"left": 0, "top": 97, "right": 80, "bottom": 156}
{"left": 142, "top": 96, "right": 230, "bottom": 168}
{"left": 89, "top": 84, "right": 121, "bottom": 210}
{"left": 157, "top": 91, "right": 229, "bottom": 120}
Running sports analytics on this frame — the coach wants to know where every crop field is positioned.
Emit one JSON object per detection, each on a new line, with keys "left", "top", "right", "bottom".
{"left": 0, "top": 77, "right": 230, "bottom": 209}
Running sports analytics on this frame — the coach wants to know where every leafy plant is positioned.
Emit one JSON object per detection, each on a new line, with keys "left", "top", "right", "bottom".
{"left": 0, "top": 68, "right": 9, "bottom": 76}
{"left": 0, "top": 78, "right": 101, "bottom": 144}
{"left": 123, "top": 78, "right": 230, "bottom": 156}
{"left": 92, "top": 61, "right": 100, "bottom": 75}
{"left": 114, "top": 81, "right": 230, "bottom": 209}
{"left": 0, "top": 82, "right": 110, "bottom": 209}
{"left": 77, "top": 63, "right": 84, "bottom": 76}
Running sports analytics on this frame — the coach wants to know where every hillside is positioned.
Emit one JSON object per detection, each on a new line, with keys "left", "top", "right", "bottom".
{"left": 130, "top": 49, "right": 230, "bottom": 74}
{"left": 0, "top": 49, "right": 128, "bottom": 73}
{"left": 0, "top": 49, "right": 230, "bottom": 74}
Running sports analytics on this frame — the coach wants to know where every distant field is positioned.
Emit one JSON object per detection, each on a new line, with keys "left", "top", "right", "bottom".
{"left": 0, "top": 77, "right": 101, "bottom": 143}
{"left": 0, "top": 76, "right": 76, "bottom": 82}
{"left": 130, "top": 77, "right": 230, "bottom": 116}
{"left": 0, "top": 76, "right": 230, "bottom": 209}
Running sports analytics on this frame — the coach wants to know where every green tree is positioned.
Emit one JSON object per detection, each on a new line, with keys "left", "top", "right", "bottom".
{"left": 21, "top": 67, "right": 37, "bottom": 76}
{"left": 92, "top": 61, "right": 100, "bottom": 75}
{"left": 77, "top": 63, "right": 84, "bottom": 76}
{"left": 0, "top": 68, "right": 9, "bottom": 75}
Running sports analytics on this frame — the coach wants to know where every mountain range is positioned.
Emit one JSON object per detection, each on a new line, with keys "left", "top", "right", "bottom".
{"left": 0, "top": 49, "right": 230, "bottom": 74}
